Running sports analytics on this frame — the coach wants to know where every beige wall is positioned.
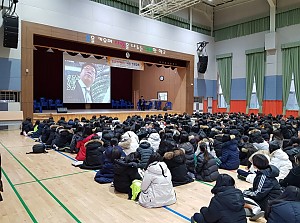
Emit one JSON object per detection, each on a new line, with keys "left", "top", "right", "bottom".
{"left": 133, "top": 66, "right": 187, "bottom": 112}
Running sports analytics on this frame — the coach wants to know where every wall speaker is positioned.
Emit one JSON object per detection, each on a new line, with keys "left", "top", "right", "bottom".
{"left": 3, "top": 15, "right": 19, "bottom": 49}
{"left": 198, "top": 56, "right": 208, "bottom": 73}
{"left": 57, "top": 107, "right": 68, "bottom": 113}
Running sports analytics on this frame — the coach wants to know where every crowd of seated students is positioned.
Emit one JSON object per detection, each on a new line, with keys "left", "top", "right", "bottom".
{"left": 20, "top": 112, "right": 300, "bottom": 222}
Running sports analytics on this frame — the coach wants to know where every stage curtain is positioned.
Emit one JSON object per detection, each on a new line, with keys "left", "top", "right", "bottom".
{"left": 217, "top": 55, "right": 232, "bottom": 112}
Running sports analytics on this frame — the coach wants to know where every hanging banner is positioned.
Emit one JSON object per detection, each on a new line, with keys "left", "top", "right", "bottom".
{"left": 107, "top": 57, "right": 144, "bottom": 70}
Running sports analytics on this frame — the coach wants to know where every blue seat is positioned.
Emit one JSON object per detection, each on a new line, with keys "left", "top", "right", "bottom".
{"left": 40, "top": 97, "right": 48, "bottom": 109}
{"left": 120, "top": 99, "right": 128, "bottom": 109}
{"left": 126, "top": 101, "right": 134, "bottom": 109}
{"left": 33, "top": 100, "right": 42, "bottom": 113}
{"left": 55, "top": 99, "right": 63, "bottom": 108}
{"left": 146, "top": 101, "right": 153, "bottom": 110}
{"left": 112, "top": 100, "right": 120, "bottom": 109}
{"left": 155, "top": 101, "right": 162, "bottom": 110}
{"left": 48, "top": 99, "right": 56, "bottom": 109}
{"left": 165, "top": 101, "right": 172, "bottom": 110}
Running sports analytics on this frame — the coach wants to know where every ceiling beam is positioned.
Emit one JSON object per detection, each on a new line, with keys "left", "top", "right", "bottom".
{"left": 267, "top": 0, "right": 276, "bottom": 8}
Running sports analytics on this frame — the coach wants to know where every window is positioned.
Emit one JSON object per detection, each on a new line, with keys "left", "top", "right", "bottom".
{"left": 286, "top": 74, "right": 299, "bottom": 110}
{"left": 157, "top": 92, "right": 168, "bottom": 101}
{"left": 194, "top": 97, "right": 203, "bottom": 103}
{"left": 249, "top": 77, "right": 259, "bottom": 109}
{"left": 218, "top": 78, "right": 227, "bottom": 108}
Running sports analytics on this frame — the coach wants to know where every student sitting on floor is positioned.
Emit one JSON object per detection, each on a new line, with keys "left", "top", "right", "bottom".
{"left": 268, "top": 140, "right": 293, "bottom": 181}
{"left": 265, "top": 186, "right": 300, "bottom": 223}
{"left": 94, "top": 146, "right": 125, "bottom": 184}
{"left": 80, "top": 136, "right": 105, "bottom": 170}
{"left": 20, "top": 117, "right": 33, "bottom": 136}
{"left": 191, "top": 174, "right": 247, "bottom": 223}
{"left": 243, "top": 154, "right": 282, "bottom": 212}
{"left": 138, "top": 152, "right": 176, "bottom": 208}
{"left": 237, "top": 150, "right": 270, "bottom": 184}
{"left": 163, "top": 147, "right": 194, "bottom": 186}
{"left": 280, "top": 152, "right": 300, "bottom": 188}
{"left": 136, "top": 139, "right": 154, "bottom": 169}
{"left": 113, "top": 152, "right": 142, "bottom": 199}
{"left": 218, "top": 134, "right": 240, "bottom": 170}
{"left": 195, "top": 142, "right": 219, "bottom": 182}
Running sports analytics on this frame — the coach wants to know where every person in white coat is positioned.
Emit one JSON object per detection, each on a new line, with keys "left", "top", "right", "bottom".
{"left": 147, "top": 131, "right": 161, "bottom": 152}
{"left": 139, "top": 152, "right": 176, "bottom": 208}
{"left": 118, "top": 131, "right": 139, "bottom": 155}
{"left": 269, "top": 141, "right": 293, "bottom": 181}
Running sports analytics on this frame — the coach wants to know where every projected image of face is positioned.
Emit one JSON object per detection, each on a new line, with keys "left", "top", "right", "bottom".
{"left": 80, "top": 64, "right": 96, "bottom": 87}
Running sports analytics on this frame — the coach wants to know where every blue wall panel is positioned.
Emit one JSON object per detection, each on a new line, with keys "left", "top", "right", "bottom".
{"left": 231, "top": 78, "right": 246, "bottom": 100}
{"left": 264, "top": 75, "right": 282, "bottom": 100}
{"left": 0, "top": 57, "right": 21, "bottom": 91}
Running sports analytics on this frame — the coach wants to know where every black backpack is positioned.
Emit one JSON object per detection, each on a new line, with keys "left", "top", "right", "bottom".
{"left": 26, "top": 144, "right": 48, "bottom": 154}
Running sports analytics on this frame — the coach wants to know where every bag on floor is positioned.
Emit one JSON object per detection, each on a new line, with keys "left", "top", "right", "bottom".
{"left": 26, "top": 144, "right": 48, "bottom": 154}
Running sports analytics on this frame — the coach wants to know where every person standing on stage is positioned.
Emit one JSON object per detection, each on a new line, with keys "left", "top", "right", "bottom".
{"left": 138, "top": 96, "right": 146, "bottom": 111}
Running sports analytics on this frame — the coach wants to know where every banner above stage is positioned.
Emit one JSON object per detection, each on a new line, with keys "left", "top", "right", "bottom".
{"left": 107, "top": 57, "right": 144, "bottom": 70}
{"left": 85, "top": 34, "right": 167, "bottom": 56}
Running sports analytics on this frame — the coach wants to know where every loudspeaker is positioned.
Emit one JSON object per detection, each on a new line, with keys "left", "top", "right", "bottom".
{"left": 3, "top": 15, "right": 19, "bottom": 49}
{"left": 57, "top": 107, "right": 68, "bottom": 113}
{"left": 198, "top": 56, "right": 208, "bottom": 73}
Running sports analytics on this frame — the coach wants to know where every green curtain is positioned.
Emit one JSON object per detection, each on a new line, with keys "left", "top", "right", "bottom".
{"left": 294, "top": 48, "right": 300, "bottom": 115}
{"left": 214, "top": 17, "right": 269, "bottom": 42}
{"left": 282, "top": 47, "right": 300, "bottom": 115}
{"left": 217, "top": 56, "right": 232, "bottom": 112}
{"left": 246, "top": 52, "right": 265, "bottom": 113}
{"left": 215, "top": 7, "right": 300, "bottom": 42}
{"left": 277, "top": 7, "right": 300, "bottom": 28}
{"left": 246, "top": 54, "right": 255, "bottom": 113}
{"left": 254, "top": 53, "right": 265, "bottom": 113}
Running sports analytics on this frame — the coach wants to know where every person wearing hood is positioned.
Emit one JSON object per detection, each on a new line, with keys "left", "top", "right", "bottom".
{"left": 269, "top": 140, "right": 293, "bottom": 181}
{"left": 243, "top": 154, "right": 282, "bottom": 211}
{"left": 191, "top": 174, "right": 246, "bottom": 223}
{"left": 218, "top": 134, "right": 240, "bottom": 170}
{"left": 147, "top": 130, "right": 161, "bottom": 152}
{"left": 118, "top": 131, "right": 139, "bottom": 155}
{"left": 265, "top": 186, "right": 300, "bottom": 223}
{"left": 138, "top": 152, "right": 176, "bottom": 208}
{"left": 113, "top": 152, "right": 142, "bottom": 199}
{"left": 94, "top": 146, "right": 125, "bottom": 184}
{"left": 280, "top": 152, "right": 300, "bottom": 188}
{"left": 136, "top": 140, "right": 154, "bottom": 169}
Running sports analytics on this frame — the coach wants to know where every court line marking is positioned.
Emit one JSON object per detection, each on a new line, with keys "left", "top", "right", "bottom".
{"left": 14, "top": 170, "right": 91, "bottom": 186}
{"left": 1, "top": 167, "right": 38, "bottom": 223}
{"left": 26, "top": 137, "right": 192, "bottom": 222}
{"left": 0, "top": 141, "right": 82, "bottom": 223}
{"left": 49, "top": 144, "right": 191, "bottom": 222}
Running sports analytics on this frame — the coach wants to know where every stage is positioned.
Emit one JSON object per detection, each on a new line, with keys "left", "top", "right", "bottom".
{"left": 33, "top": 109, "right": 180, "bottom": 122}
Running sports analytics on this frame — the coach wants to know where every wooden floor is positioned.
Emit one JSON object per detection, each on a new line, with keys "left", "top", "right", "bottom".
{"left": 0, "top": 130, "right": 266, "bottom": 223}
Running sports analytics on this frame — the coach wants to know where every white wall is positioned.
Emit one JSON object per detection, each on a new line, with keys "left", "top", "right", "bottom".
{"left": 214, "top": 31, "right": 266, "bottom": 79}
{"left": 0, "top": 0, "right": 215, "bottom": 79}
